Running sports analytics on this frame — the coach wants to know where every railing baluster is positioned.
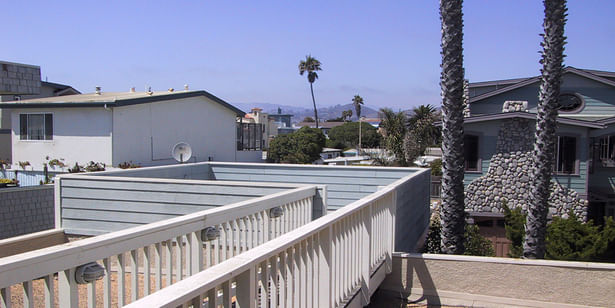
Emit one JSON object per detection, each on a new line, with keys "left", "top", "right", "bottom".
{"left": 103, "top": 257, "right": 111, "bottom": 308}
{"left": 143, "top": 245, "right": 151, "bottom": 296}
{"left": 45, "top": 273, "right": 54, "bottom": 308}
{"left": 220, "top": 224, "right": 228, "bottom": 262}
{"left": 235, "top": 268, "right": 256, "bottom": 308}
{"left": 87, "top": 280, "right": 96, "bottom": 308}
{"left": 233, "top": 219, "right": 240, "bottom": 256}
{"left": 270, "top": 255, "right": 279, "bottom": 308}
{"left": 1, "top": 287, "right": 11, "bottom": 308}
{"left": 118, "top": 253, "right": 126, "bottom": 306}
{"left": 131, "top": 249, "right": 138, "bottom": 302}
{"left": 176, "top": 236, "right": 184, "bottom": 283}
{"left": 260, "top": 261, "right": 269, "bottom": 308}
{"left": 306, "top": 237, "right": 313, "bottom": 308}
{"left": 155, "top": 242, "right": 163, "bottom": 291}
{"left": 190, "top": 231, "right": 203, "bottom": 275}
{"left": 285, "top": 248, "right": 293, "bottom": 308}
{"left": 165, "top": 240, "right": 173, "bottom": 286}
{"left": 222, "top": 281, "right": 232, "bottom": 308}
{"left": 22, "top": 280, "right": 33, "bottom": 308}
{"left": 206, "top": 287, "right": 216, "bottom": 308}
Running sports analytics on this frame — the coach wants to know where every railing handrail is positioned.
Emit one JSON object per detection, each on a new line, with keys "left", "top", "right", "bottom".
{"left": 0, "top": 185, "right": 317, "bottom": 288}
{"left": 125, "top": 171, "right": 422, "bottom": 307}
{"left": 57, "top": 173, "right": 312, "bottom": 188}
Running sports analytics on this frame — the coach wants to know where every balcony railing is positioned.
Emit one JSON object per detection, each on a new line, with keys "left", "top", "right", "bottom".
{"left": 126, "top": 171, "right": 427, "bottom": 307}
{"left": 0, "top": 185, "right": 316, "bottom": 307}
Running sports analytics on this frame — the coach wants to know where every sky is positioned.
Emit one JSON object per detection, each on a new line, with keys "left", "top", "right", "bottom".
{"left": 3, "top": 1, "right": 614, "bottom": 111}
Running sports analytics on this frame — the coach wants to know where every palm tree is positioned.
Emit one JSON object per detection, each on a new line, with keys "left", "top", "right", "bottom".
{"left": 524, "top": 0, "right": 567, "bottom": 259}
{"left": 379, "top": 108, "right": 407, "bottom": 166}
{"left": 299, "top": 55, "right": 322, "bottom": 128}
{"left": 352, "top": 95, "right": 364, "bottom": 120}
{"left": 439, "top": 0, "right": 466, "bottom": 254}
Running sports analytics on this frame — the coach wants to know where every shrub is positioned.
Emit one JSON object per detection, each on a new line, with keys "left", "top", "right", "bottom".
{"left": 503, "top": 202, "right": 526, "bottom": 258}
{"left": 464, "top": 224, "right": 495, "bottom": 257}
{"left": 546, "top": 211, "right": 615, "bottom": 262}
{"left": 422, "top": 216, "right": 442, "bottom": 254}
{"left": 430, "top": 159, "right": 442, "bottom": 176}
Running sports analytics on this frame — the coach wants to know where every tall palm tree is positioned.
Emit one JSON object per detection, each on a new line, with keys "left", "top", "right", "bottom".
{"left": 439, "top": 0, "right": 466, "bottom": 254}
{"left": 524, "top": 0, "right": 567, "bottom": 259}
{"left": 299, "top": 55, "right": 322, "bottom": 128}
{"left": 352, "top": 95, "right": 364, "bottom": 120}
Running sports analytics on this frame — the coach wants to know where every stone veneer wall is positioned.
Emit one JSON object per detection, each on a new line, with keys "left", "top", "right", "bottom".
{"left": 0, "top": 185, "right": 54, "bottom": 239}
{"left": 465, "top": 115, "right": 588, "bottom": 220}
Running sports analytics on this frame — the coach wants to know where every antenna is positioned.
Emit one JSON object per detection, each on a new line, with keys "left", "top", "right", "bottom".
{"left": 172, "top": 142, "right": 192, "bottom": 163}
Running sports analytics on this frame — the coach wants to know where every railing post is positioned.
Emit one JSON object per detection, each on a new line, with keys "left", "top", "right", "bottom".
{"left": 318, "top": 226, "right": 332, "bottom": 308}
{"left": 235, "top": 268, "right": 256, "bottom": 308}
{"left": 58, "top": 268, "right": 78, "bottom": 308}
{"left": 388, "top": 190, "right": 397, "bottom": 272}
{"left": 361, "top": 206, "right": 372, "bottom": 306}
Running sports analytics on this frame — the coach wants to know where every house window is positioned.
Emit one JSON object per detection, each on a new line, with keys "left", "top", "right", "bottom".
{"left": 558, "top": 93, "right": 584, "bottom": 113}
{"left": 599, "top": 135, "right": 615, "bottom": 164}
{"left": 236, "top": 123, "right": 263, "bottom": 151}
{"left": 464, "top": 134, "right": 479, "bottom": 171}
{"left": 555, "top": 136, "right": 576, "bottom": 174}
{"left": 19, "top": 113, "right": 53, "bottom": 140}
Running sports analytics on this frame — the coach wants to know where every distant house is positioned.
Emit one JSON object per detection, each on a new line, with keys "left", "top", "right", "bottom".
{"left": 268, "top": 108, "right": 294, "bottom": 134}
{"left": 0, "top": 61, "right": 80, "bottom": 163}
{"left": 238, "top": 108, "right": 277, "bottom": 150}
{"left": 463, "top": 67, "right": 615, "bottom": 226}
{"left": 0, "top": 88, "right": 261, "bottom": 173}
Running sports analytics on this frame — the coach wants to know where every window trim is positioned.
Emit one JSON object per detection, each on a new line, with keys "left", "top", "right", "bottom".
{"left": 464, "top": 132, "right": 482, "bottom": 173}
{"left": 557, "top": 92, "right": 585, "bottom": 114}
{"left": 554, "top": 134, "right": 580, "bottom": 175}
{"left": 19, "top": 112, "right": 54, "bottom": 142}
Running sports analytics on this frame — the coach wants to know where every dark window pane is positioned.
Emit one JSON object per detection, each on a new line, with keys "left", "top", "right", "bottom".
{"left": 44, "top": 114, "right": 53, "bottom": 140}
{"left": 464, "top": 135, "right": 479, "bottom": 171}
{"left": 20, "top": 114, "right": 27, "bottom": 140}
{"left": 556, "top": 136, "right": 576, "bottom": 173}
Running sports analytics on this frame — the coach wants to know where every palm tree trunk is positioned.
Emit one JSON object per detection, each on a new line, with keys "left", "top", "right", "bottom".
{"left": 524, "top": 0, "right": 567, "bottom": 259}
{"left": 439, "top": 0, "right": 465, "bottom": 254}
{"left": 310, "top": 82, "right": 319, "bottom": 128}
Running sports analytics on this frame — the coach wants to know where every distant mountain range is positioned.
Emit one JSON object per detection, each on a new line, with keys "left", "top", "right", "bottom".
{"left": 233, "top": 102, "right": 380, "bottom": 123}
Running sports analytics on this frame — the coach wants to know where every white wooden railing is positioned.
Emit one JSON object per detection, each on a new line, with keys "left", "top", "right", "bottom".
{"left": 0, "top": 186, "right": 316, "bottom": 308}
{"left": 126, "top": 175, "right": 404, "bottom": 308}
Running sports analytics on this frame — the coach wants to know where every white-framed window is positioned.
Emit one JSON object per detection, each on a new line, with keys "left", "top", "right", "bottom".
{"left": 599, "top": 135, "right": 615, "bottom": 165}
{"left": 554, "top": 135, "right": 577, "bottom": 174}
{"left": 19, "top": 113, "right": 53, "bottom": 140}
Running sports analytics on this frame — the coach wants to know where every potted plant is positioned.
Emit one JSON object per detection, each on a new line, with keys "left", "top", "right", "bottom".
{"left": 48, "top": 157, "right": 66, "bottom": 170}
{"left": 18, "top": 161, "right": 31, "bottom": 170}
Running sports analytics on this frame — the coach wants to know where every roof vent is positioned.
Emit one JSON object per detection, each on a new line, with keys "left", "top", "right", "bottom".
{"left": 95, "top": 86, "right": 101, "bottom": 95}
{"left": 184, "top": 84, "right": 189, "bottom": 91}
{"left": 168, "top": 88, "right": 174, "bottom": 92}
{"left": 147, "top": 86, "right": 153, "bottom": 95}
{"left": 130, "top": 87, "right": 136, "bottom": 93}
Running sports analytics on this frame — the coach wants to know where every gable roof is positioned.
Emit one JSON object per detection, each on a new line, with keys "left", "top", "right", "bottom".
{"left": 469, "top": 67, "right": 615, "bottom": 104}
{"left": 0, "top": 90, "right": 245, "bottom": 116}
{"left": 42, "top": 81, "right": 81, "bottom": 95}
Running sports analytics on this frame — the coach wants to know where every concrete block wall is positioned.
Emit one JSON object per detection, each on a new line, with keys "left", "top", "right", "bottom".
{"left": 0, "top": 185, "right": 54, "bottom": 239}
{"left": 0, "top": 61, "right": 41, "bottom": 95}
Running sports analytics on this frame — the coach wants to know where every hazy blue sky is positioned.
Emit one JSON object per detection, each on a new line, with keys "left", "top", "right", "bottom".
{"left": 4, "top": 1, "right": 614, "bottom": 110}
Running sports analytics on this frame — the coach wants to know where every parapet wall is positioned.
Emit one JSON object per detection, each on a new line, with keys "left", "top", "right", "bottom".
{"left": 0, "top": 185, "right": 54, "bottom": 239}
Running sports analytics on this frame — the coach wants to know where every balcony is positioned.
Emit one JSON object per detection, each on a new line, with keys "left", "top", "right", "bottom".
{"left": 0, "top": 162, "right": 430, "bottom": 307}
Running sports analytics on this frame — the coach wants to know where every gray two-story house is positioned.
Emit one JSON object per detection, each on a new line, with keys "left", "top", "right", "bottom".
{"left": 462, "top": 67, "right": 615, "bottom": 227}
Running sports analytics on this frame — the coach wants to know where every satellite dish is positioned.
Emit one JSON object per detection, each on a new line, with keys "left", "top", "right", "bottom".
{"left": 172, "top": 142, "right": 192, "bottom": 163}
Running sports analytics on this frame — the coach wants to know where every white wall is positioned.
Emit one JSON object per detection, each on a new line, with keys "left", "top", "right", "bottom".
{"left": 112, "top": 96, "right": 246, "bottom": 166}
{"left": 10, "top": 108, "right": 113, "bottom": 170}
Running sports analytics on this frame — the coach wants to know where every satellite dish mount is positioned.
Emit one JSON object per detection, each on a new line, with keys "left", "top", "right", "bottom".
{"left": 172, "top": 142, "right": 193, "bottom": 164}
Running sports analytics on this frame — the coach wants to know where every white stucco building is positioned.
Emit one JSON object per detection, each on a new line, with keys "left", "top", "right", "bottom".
{"left": 0, "top": 88, "right": 261, "bottom": 171}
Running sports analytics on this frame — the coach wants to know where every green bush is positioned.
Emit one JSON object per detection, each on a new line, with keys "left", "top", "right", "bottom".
{"left": 464, "top": 224, "right": 495, "bottom": 257}
{"left": 430, "top": 159, "right": 442, "bottom": 176}
{"left": 546, "top": 211, "right": 615, "bottom": 262}
{"left": 422, "top": 217, "right": 442, "bottom": 254}
{"left": 503, "top": 202, "right": 526, "bottom": 258}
